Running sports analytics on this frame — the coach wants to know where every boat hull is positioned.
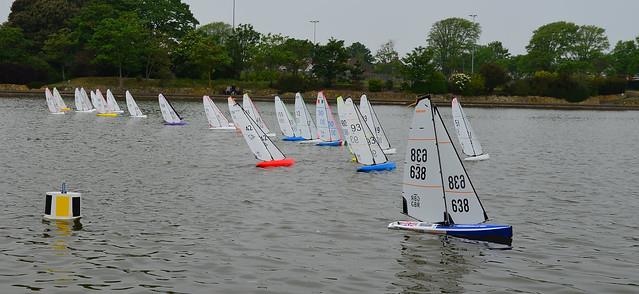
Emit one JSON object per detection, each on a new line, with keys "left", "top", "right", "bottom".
{"left": 256, "top": 158, "right": 295, "bottom": 168}
{"left": 266, "top": 133, "right": 276, "bottom": 137}
{"left": 464, "top": 154, "right": 490, "bottom": 161}
{"left": 383, "top": 148, "right": 397, "bottom": 154}
{"left": 75, "top": 109, "right": 96, "bottom": 113}
{"left": 164, "top": 121, "right": 188, "bottom": 126}
{"left": 96, "top": 113, "right": 118, "bottom": 117}
{"left": 388, "top": 221, "right": 512, "bottom": 245}
{"left": 357, "top": 161, "right": 396, "bottom": 172}
{"left": 282, "top": 136, "right": 306, "bottom": 141}
{"left": 298, "top": 139, "right": 322, "bottom": 144}
{"left": 131, "top": 115, "right": 147, "bottom": 118}
{"left": 316, "top": 140, "right": 342, "bottom": 146}
{"left": 209, "top": 126, "right": 235, "bottom": 130}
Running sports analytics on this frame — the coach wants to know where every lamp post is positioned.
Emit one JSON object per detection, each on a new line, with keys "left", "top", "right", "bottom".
{"left": 232, "top": 0, "right": 236, "bottom": 29}
{"left": 309, "top": 20, "right": 319, "bottom": 44}
{"left": 469, "top": 14, "right": 477, "bottom": 74}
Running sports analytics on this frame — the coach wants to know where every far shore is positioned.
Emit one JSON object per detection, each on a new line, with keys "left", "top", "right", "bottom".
{"left": 1, "top": 83, "right": 639, "bottom": 111}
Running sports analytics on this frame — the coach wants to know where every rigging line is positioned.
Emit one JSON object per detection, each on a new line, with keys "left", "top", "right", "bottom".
{"left": 435, "top": 107, "right": 489, "bottom": 222}
{"left": 236, "top": 100, "right": 285, "bottom": 161}
{"left": 353, "top": 101, "right": 386, "bottom": 165}
{"left": 369, "top": 98, "right": 391, "bottom": 148}
{"left": 457, "top": 101, "right": 478, "bottom": 156}
{"left": 430, "top": 99, "right": 451, "bottom": 225}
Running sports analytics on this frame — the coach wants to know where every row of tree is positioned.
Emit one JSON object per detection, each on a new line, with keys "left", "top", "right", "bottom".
{"left": 1, "top": 0, "right": 637, "bottom": 101}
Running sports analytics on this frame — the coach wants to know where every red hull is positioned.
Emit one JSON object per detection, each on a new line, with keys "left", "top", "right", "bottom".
{"left": 256, "top": 158, "right": 296, "bottom": 168}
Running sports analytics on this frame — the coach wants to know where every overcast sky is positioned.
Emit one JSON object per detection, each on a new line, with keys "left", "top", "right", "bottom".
{"left": 1, "top": 0, "right": 638, "bottom": 56}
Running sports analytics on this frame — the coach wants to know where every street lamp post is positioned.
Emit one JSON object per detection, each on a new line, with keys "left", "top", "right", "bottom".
{"left": 469, "top": 14, "right": 477, "bottom": 74}
{"left": 232, "top": 0, "right": 236, "bottom": 29}
{"left": 309, "top": 20, "right": 319, "bottom": 44}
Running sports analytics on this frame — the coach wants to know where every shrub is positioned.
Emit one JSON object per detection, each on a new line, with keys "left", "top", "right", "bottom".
{"left": 479, "top": 63, "right": 509, "bottom": 93}
{"left": 593, "top": 76, "right": 626, "bottom": 95}
{"left": 384, "top": 80, "right": 394, "bottom": 91}
{"left": 463, "top": 74, "right": 487, "bottom": 96}
{"left": 450, "top": 73, "right": 471, "bottom": 94}
{"left": 368, "top": 79, "right": 383, "bottom": 92}
{"left": 274, "top": 74, "right": 318, "bottom": 93}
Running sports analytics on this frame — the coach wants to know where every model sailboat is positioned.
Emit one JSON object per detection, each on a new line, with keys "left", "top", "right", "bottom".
{"left": 451, "top": 97, "right": 489, "bottom": 161}
{"left": 342, "top": 97, "right": 396, "bottom": 172}
{"left": 45, "top": 88, "right": 64, "bottom": 114}
{"left": 242, "top": 94, "right": 275, "bottom": 137}
{"left": 94, "top": 89, "right": 118, "bottom": 116}
{"left": 106, "top": 89, "right": 125, "bottom": 114}
{"left": 228, "top": 97, "right": 295, "bottom": 168}
{"left": 336, "top": 96, "right": 357, "bottom": 162}
{"left": 125, "top": 91, "right": 147, "bottom": 118}
{"left": 52, "top": 88, "right": 70, "bottom": 111}
{"left": 74, "top": 88, "right": 95, "bottom": 112}
{"left": 295, "top": 93, "right": 321, "bottom": 144}
{"left": 159, "top": 94, "right": 187, "bottom": 125}
{"left": 315, "top": 92, "right": 343, "bottom": 146}
{"left": 388, "top": 96, "right": 511, "bottom": 245}
{"left": 359, "top": 94, "right": 395, "bottom": 154}
{"left": 275, "top": 96, "right": 304, "bottom": 140}
{"left": 203, "top": 95, "right": 234, "bottom": 130}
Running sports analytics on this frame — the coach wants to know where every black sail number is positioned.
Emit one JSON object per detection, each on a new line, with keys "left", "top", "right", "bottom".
{"left": 447, "top": 175, "right": 465, "bottom": 190}
{"left": 410, "top": 148, "right": 428, "bottom": 163}
{"left": 451, "top": 199, "right": 470, "bottom": 213}
{"left": 409, "top": 165, "right": 427, "bottom": 180}
{"left": 350, "top": 123, "right": 362, "bottom": 132}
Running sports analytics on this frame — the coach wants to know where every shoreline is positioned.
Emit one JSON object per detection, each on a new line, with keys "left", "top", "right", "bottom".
{"left": 1, "top": 89, "right": 638, "bottom": 111}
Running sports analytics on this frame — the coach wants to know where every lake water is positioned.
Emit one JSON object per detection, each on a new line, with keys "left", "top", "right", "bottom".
{"left": 0, "top": 96, "right": 638, "bottom": 293}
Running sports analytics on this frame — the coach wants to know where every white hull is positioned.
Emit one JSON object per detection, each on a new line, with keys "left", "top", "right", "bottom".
{"left": 209, "top": 126, "right": 236, "bottom": 130}
{"left": 464, "top": 154, "right": 490, "bottom": 161}
{"left": 51, "top": 112, "right": 65, "bottom": 115}
{"left": 114, "top": 110, "right": 125, "bottom": 114}
{"left": 130, "top": 115, "right": 148, "bottom": 118}
{"left": 266, "top": 133, "right": 276, "bottom": 137}
{"left": 298, "top": 139, "right": 322, "bottom": 144}
{"left": 383, "top": 148, "right": 397, "bottom": 154}
{"left": 75, "top": 109, "right": 96, "bottom": 113}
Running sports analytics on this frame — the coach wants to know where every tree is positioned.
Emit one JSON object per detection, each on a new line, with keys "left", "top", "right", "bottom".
{"left": 401, "top": 46, "right": 436, "bottom": 92}
{"left": 8, "top": 0, "right": 85, "bottom": 50}
{"left": 374, "top": 40, "right": 401, "bottom": 78}
{"left": 347, "top": 42, "right": 374, "bottom": 65}
{"left": 189, "top": 32, "right": 231, "bottom": 87}
{"left": 280, "top": 38, "right": 314, "bottom": 75}
{"left": 479, "top": 63, "right": 509, "bottom": 93}
{"left": 312, "top": 38, "right": 349, "bottom": 87}
{"left": 42, "top": 28, "right": 77, "bottom": 80}
{"left": 0, "top": 24, "right": 31, "bottom": 62}
{"left": 253, "top": 33, "right": 289, "bottom": 83}
{"left": 198, "top": 22, "right": 233, "bottom": 44}
{"left": 135, "top": 0, "right": 198, "bottom": 41}
{"left": 427, "top": 17, "right": 481, "bottom": 76}
{"left": 88, "top": 13, "right": 148, "bottom": 87}
{"left": 475, "top": 41, "right": 510, "bottom": 68}
{"left": 141, "top": 34, "right": 171, "bottom": 79}
{"left": 611, "top": 40, "right": 639, "bottom": 77}
{"left": 0, "top": 24, "right": 50, "bottom": 84}
{"left": 227, "top": 24, "right": 261, "bottom": 79}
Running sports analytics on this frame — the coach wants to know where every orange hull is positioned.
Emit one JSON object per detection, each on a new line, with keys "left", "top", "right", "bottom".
{"left": 256, "top": 158, "right": 295, "bottom": 168}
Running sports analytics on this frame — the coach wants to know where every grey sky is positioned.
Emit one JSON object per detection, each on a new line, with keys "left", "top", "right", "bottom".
{"left": 2, "top": 0, "right": 638, "bottom": 56}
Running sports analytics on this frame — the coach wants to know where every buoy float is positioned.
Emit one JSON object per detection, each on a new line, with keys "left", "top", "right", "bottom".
{"left": 44, "top": 183, "right": 81, "bottom": 220}
{"left": 256, "top": 158, "right": 296, "bottom": 168}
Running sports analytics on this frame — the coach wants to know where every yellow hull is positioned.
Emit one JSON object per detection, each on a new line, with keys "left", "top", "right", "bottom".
{"left": 96, "top": 113, "right": 119, "bottom": 117}
{"left": 62, "top": 107, "right": 71, "bottom": 111}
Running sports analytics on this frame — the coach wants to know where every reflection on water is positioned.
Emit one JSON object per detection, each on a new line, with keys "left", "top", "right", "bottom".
{"left": 1, "top": 97, "right": 639, "bottom": 293}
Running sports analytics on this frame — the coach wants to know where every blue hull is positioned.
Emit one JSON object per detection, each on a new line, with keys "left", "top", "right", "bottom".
{"left": 164, "top": 121, "right": 188, "bottom": 126}
{"left": 444, "top": 224, "right": 512, "bottom": 245}
{"left": 316, "top": 140, "right": 342, "bottom": 146}
{"left": 357, "top": 162, "right": 396, "bottom": 172}
{"left": 282, "top": 136, "right": 306, "bottom": 141}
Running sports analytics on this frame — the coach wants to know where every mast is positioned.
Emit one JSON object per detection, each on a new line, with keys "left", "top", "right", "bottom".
{"left": 431, "top": 101, "right": 452, "bottom": 225}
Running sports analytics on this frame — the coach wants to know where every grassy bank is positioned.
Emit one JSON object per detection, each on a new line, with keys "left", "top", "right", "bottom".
{"left": 1, "top": 77, "right": 639, "bottom": 109}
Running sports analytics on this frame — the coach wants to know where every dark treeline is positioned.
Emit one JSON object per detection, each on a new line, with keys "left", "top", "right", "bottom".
{"left": 1, "top": 0, "right": 638, "bottom": 101}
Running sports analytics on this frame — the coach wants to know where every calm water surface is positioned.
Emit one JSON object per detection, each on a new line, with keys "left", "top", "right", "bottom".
{"left": 0, "top": 97, "right": 638, "bottom": 293}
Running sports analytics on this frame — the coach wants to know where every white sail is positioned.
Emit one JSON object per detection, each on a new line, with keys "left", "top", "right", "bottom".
{"left": 52, "top": 88, "right": 67, "bottom": 110}
{"left": 336, "top": 96, "right": 349, "bottom": 139}
{"left": 451, "top": 98, "right": 484, "bottom": 157}
{"left": 294, "top": 93, "right": 318, "bottom": 140}
{"left": 45, "top": 88, "right": 62, "bottom": 113}
{"left": 316, "top": 92, "right": 342, "bottom": 142}
{"left": 203, "top": 96, "right": 232, "bottom": 128}
{"left": 94, "top": 89, "right": 108, "bottom": 114}
{"left": 228, "top": 97, "right": 286, "bottom": 161}
{"left": 402, "top": 98, "right": 487, "bottom": 224}
{"left": 125, "top": 91, "right": 145, "bottom": 117}
{"left": 106, "top": 89, "right": 123, "bottom": 113}
{"left": 359, "top": 95, "right": 391, "bottom": 150}
{"left": 274, "top": 96, "right": 297, "bottom": 137}
{"left": 74, "top": 88, "right": 82, "bottom": 110}
{"left": 342, "top": 98, "right": 387, "bottom": 165}
{"left": 159, "top": 94, "right": 182, "bottom": 123}
{"left": 242, "top": 94, "right": 271, "bottom": 134}
{"left": 79, "top": 88, "right": 94, "bottom": 111}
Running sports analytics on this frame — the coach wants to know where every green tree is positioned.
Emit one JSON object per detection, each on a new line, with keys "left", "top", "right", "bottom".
{"left": 280, "top": 38, "right": 314, "bottom": 75}
{"left": 475, "top": 41, "right": 510, "bottom": 68}
{"left": 312, "top": 38, "right": 349, "bottom": 87}
{"left": 253, "top": 33, "right": 289, "bottom": 83}
{"left": 374, "top": 40, "right": 402, "bottom": 78}
{"left": 42, "top": 28, "right": 77, "bottom": 80}
{"left": 479, "top": 63, "right": 509, "bottom": 93}
{"left": 8, "top": 0, "right": 85, "bottom": 50}
{"left": 0, "top": 24, "right": 31, "bottom": 62}
{"left": 135, "top": 0, "right": 198, "bottom": 40}
{"left": 401, "top": 46, "right": 437, "bottom": 92}
{"left": 0, "top": 24, "right": 50, "bottom": 83}
{"left": 347, "top": 42, "right": 374, "bottom": 65}
{"left": 227, "top": 24, "right": 261, "bottom": 79}
{"left": 141, "top": 34, "right": 171, "bottom": 79}
{"left": 611, "top": 40, "right": 639, "bottom": 77}
{"left": 198, "top": 22, "right": 233, "bottom": 44}
{"left": 189, "top": 32, "right": 231, "bottom": 87}
{"left": 427, "top": 17, "right": 481, "bottom": 76}
{"left": 88, "top": 13, "right": 148, "bottom": 87}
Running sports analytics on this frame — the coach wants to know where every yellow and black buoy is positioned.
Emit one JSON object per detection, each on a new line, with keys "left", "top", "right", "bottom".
{"left": 44, "top": 183, "right": 81, "bottom": 220}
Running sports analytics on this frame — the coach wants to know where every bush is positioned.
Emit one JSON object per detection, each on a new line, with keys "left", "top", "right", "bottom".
{"left": 274, "top": 74, "right": 318, "bottom": 93}
{"left": 505, "top": 79, "right": 531, "bottom": 96}
{"left": 368, "top": 79, "right": 383, "bottom": 92}
{"left": 593, "top": 76, "right": 626, "bottom": 95}
{"left": 384, "top": 80, "right": 394, "bottom": 91}
{"left": 449, "top": 73, "right": 471, "bottom": 94}
{"left": 463, "top": 74, "right": 487, "bottom": 96}
{"left": 479, "top": 63, "right": 509, "bottom": 93}
{"left": 429, "top": 72, "right": 448, "bottom": 94}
